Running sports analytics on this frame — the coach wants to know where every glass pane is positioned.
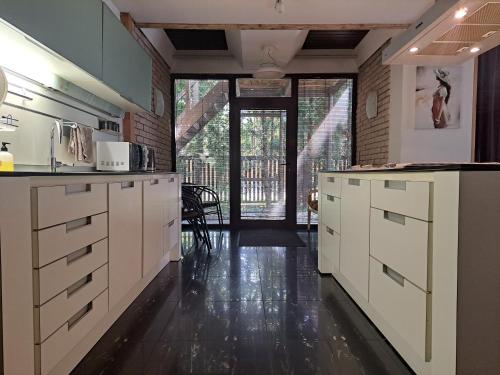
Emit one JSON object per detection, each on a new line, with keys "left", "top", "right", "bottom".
{"left": 236, "top": 78, "right": 292, "bottom": 97}
{"left": 296, "top": 79, "right": 354, "bottom": 224}
{"left": 174, "top": 79, "right": 230, "bottom": 223}
{"left": 240, "top": 110, "right": 287, "bottom": 220}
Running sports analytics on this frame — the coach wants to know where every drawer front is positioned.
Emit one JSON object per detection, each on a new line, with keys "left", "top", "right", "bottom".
{"left": 369, "top": 257, "right": 430, "bottom": 361}
{"left": 321, "top": 194, "right": 341, "bottom": 233}
{"left": 36, "top": 290, "right": 108, "bottom": 375}
{"left": 370, "top": 208, "right": 430, "bottom": 291}
{"left": 34, "top": 212, "right": 108, "bottom": 268}
{"left": 321, "top": 225, "right": 340, "bottom": 274}
{"left": 35, "top": 265, "right": 108, "bottom": 343}
{"left": 33, "top": 183, "right": 107, "bottom": 229}
{"left": 320, "top": 174, "right": 341, "bottom": 198}
{"left": 371, "top": 180, "right": 431, "bottom": 221}
{"left": 163, "top": 176, "right": 179, "bottom": 224}
{"left": 35, "top": 239, "right": 108, "bottom": 305}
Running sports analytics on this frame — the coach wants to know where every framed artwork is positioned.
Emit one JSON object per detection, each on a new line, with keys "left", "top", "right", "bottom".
{"left": 415, "top": 65, "right": 462, "bottom": 129}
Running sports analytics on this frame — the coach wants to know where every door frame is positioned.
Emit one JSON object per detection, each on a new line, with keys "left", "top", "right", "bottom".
{"left": 229, "top": 82, "right": 298, "bottom": 228}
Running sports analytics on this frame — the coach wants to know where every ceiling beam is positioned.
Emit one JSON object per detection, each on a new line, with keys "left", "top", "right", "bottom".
{"left": 136, "top": 23, "right": 410, "bottom": 30}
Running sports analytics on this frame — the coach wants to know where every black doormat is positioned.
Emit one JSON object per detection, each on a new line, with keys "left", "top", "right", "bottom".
{"left": 238, "top": 229, "right": 306, "bottom": 247}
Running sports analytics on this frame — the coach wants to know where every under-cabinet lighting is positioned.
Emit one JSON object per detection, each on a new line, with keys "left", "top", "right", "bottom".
{"left": 409, "top": 47, "right": 419, "bottom": 53}
{"left": 470, "top": 47, "right": 480, "bottom": 53}
{"left": 454, "top": 7, "right": 468, "bottom": 19}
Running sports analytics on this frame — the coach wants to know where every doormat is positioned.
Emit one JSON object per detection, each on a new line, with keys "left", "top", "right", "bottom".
{"left": 238, "top": 229, "right": 306, "bottom": 247}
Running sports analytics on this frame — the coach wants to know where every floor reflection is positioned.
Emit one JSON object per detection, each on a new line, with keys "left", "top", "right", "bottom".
{"left": 72, "top": 230, "right": 414, "bottom": 375}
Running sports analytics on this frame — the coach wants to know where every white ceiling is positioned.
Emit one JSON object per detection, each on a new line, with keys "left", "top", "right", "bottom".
{"left": 112, "top": 0, "right": 435, "bottom": 25}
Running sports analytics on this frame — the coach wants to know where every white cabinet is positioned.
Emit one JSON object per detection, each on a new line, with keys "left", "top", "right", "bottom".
{"left": 108, "top": 180, "right": 143, "bottom": 308}
{"left": 143, "top": 178, "right": 164, "bottom": 276}
{"left": 339, "top": 177, "right": 371, "bottom": 300}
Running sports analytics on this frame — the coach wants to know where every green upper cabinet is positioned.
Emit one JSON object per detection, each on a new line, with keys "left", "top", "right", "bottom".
{"left": 0, "top": 0, "right": 103, "bottom": 79}
{"left": 102, "top": 5, "right": 152, "bottom": 111}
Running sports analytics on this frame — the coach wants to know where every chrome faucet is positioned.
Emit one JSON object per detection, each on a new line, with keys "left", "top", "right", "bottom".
{"left": 50, "top": 120, "right": 62, "bottom": 172}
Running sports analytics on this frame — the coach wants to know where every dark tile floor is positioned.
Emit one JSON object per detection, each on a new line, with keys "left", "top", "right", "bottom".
{"left": 72, "top": 230, "right": 414, "bottom": 375}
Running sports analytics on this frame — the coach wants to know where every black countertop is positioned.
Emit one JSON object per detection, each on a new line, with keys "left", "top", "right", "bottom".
{"left": 322, "top": 163, "right": 500, "bottom": 173}
{"left": 0, "top": 169, "right": 176, "bottom": 177}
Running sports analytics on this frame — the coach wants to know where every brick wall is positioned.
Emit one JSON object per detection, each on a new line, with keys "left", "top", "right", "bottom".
{"left": 356, "top": 42, "right": 390, "bottom": 166}
{"left": 121, "top": 14, "right": 172, "bottom": 171}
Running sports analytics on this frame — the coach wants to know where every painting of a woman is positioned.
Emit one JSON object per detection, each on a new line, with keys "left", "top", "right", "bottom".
{"left": 432, "top": 69, "right": 452, "bottom": 128}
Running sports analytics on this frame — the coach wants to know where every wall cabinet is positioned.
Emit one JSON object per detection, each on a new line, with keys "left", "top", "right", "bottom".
{"left": 102, "top": 4, "right": 152, "bottom": 111}
{"left": 0, "top": 0, "right": 103, "bottom": 79}
{"left": 108, "top": 181, "right": 143, "bottom": 308}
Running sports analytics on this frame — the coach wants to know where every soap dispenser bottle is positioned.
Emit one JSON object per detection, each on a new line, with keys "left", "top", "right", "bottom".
{"left": 0, "top": 142, "right": 14, "bottom": 172}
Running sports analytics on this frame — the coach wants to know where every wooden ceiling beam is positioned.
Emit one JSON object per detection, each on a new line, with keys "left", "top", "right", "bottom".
{"left": 135, "top": 23, "right": 410, "bottom": 30}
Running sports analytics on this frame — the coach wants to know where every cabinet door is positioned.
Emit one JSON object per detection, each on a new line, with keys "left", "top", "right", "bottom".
{"left": 340, "top": 177, "right": 371, "bottom": 300}
{"left": 102, "top": 4, "right": 152, "bottom": 111}
{"left": 143, "top": 179, "right": 163, "bottom": 276}
{"left": 108, "top": 181, "right": 142, "bottom": 308}
{"left": 0, "top": 0, "right": 103, "bottom": 79}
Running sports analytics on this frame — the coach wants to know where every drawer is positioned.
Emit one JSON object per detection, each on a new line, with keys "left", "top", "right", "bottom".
{"left": 35, "top": 290, "right": 108, "bottom": 375}
{"left": 32, "top": 183, "right": 107, "bottom": 229}
{"left": 321, "top": 225, "right": 340, "bottom": 273}
{"left": 164, "top": 217, "right": 179, "bottom": 254}
{"left": 33, "top": 212, "right": 108, "bottom": 268}
{"left": 34, "top": 265, "right": 108, "bottom": 343}
{"left": 34, "top": 239, "right": 108, "bottom": 305}
{"left": 321, "top": 194, "right": 341, "bottom": 233}
{"left": 371, "top": 179, "right": 432, "bottom": 221}
{"left": 369, "top": 257, "right": 431, "bottom": 361}
{"left": 370, "top": 208, "right": 430, "bottom": 291}
{"left": 163, "top": 176, "right": 179, "bottom": 223}
{"left": 320, "top": 173, "right": 341, "bottom": 198}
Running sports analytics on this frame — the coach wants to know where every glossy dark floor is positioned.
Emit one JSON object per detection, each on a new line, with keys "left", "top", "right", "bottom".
{"left": 72, "top": 230, "right": 414, "bottom": 375}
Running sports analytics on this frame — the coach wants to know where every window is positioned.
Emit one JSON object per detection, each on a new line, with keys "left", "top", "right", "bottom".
{"left": 175, "top": 79, "right": 230, "bottom": 222}
{"left": 296, "top": 79, "right": 354, "bottom": 224}
{"left": 236, "top": 78, "right": 292, "bottom": 97}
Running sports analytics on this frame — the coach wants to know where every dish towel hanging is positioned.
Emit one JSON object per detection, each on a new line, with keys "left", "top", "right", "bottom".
{"left": 68, "top": 125, "right": 94, "bottom": 163}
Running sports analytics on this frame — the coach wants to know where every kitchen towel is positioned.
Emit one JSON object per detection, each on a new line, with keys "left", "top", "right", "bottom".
{"left": 68, "top": 125, "right": 94, "bottom": 163}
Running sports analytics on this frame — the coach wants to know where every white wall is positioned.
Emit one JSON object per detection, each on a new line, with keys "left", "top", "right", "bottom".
{"left": 388, "top": 59, "right": 475, "bottom": 163}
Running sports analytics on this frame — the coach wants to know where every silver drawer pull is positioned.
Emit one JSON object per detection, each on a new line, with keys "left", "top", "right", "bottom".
{"left": 326, "top": 195, "right": 335, "bottom": 202}
{"left": 326, "top": 226, "right": 334, "bottom": 236}
{"left": 327, "top": 177, "right": 335, "bottom": 183}
{"left": 65, "top": 183, "right": 92, "bottom": 195}
{"left": 67, "top": 273, "right": 92, "bottom": 297}
{"left": 348, "top": 178, "right": 360, "bottom": 186}
{"left": 121, "top": 181, "right": 135, "bottom": 189}
{"left": 68, "top": 301, "right": 93, "bottom": 330}
{"left": 383, "top": 264, "right": 405, "bottom": 287}
{"left": 66, "top": 216, "right": 92, "bottom": 232}
{"left": 67, "top": 245, "right": 92, "bottom": 265}
{"left": 150, "top": 179, "right": 159, "bottom": 185}
{"left": 384, "top": 180, "right": 406, "bottom": 191}
{"left": 383, "top": 211, "right": 406, "bottom": 225}
{"left": 168, "top": 219, "right": 175, "bottom": 227}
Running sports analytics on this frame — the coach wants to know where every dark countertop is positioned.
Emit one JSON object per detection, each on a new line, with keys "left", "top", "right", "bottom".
{"left": 322, "top": 163, "right": 500, "bottom": 173}
{"left": 0, "top": 168, "right": 176, "bottom": 177}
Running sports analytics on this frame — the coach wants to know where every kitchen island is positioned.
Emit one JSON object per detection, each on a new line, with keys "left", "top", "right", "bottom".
{"left": 0, "top": 172, "right": 181, "bottom": 375}
{"left": 318, "top": 168, "right": 500, "bottom": 375}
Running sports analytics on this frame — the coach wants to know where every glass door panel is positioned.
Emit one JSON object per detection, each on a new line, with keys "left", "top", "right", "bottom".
{"left": 240, "top": 109, "right": 287, "bottom": 221}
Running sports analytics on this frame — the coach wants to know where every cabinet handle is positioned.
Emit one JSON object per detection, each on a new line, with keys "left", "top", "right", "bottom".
{"left": 66, "top": 216, "right": 92, "bottom": 232}
{"left": 168, "top": 219, "right": 175, "bottom": 227}
{"left": 150, "top": 179, "right": 159, "bottom": 185}
{"left": 67, "top": 273, "right": 93, "bottom": 297}
{"left": 327, "top": 177, "right": 335, "bottom": 183}
{"left": 383, "top": 264, "right": 405, "bottom": 287}
{"left": 384, "top": 180, "right": 406, "bottom": 191}
{"left": 169, "top": 177, "right": 175, "bottom": 183}
{"left": 326, "top": 226, "right": 334, "bottom": 236}
{"left": 67, "top": 245, "right": 92, "bottom": 265}
{"left": 121, "top": 181, "right": 135, "bottom": 189}
{"left": 65, "top": 183, "right": 91, "bottom": 195}
{"left": 383, "top": 211, "right": 406, "bottom": 225}
{"left": 348, "top": 178, "right": 360, "bottom": 186}
{"left": 326, "top": 195, "right": 335, "bottom": 202}
{"left": 68, "top": 301, "right": 93, "bottom": 330}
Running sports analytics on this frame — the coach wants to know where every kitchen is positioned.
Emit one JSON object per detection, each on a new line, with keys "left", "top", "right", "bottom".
{"left": 0, "top": 0, "right": 499, "bottom": 374}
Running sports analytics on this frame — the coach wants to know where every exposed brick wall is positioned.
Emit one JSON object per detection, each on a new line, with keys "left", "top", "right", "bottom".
{"left": 121, "top": 14, "right": 172, "bottom": 171}
{"left": 356, "top": 42, "right": 390, "bottom": 166}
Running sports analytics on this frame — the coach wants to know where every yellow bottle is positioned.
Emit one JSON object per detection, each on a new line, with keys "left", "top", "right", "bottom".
{"left": 0, "top": 142, "right": 14, "bottom": 172}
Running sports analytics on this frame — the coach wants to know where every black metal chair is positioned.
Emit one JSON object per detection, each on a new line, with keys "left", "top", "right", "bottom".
{"left": 182, "top": 186, "right": 212, "bottom": 251}
{"left": 183, "top": 183, "right": 223, "bottom": 227}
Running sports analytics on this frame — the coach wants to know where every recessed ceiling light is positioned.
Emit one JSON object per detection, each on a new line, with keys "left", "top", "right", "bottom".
{"left": 409, "top": 47, "right": 419, "bottom": 53}
{"left": 454, "top": 7, "right": 468, "bottom": 19}
{"left": 470, "top": 47, "right": 480, "bottom": 53}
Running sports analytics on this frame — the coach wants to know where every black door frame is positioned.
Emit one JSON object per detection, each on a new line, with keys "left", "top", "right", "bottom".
{"left": 171, "top": 74, "right": 357, "bottom": 229}
{"left": 229, "top": 79, "right": 298, "bottom": 229}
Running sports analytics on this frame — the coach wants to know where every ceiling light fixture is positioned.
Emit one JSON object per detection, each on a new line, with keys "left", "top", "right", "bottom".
{"left": 470, "top": 47, "right": 480, "bottom": 53}
{"left": 409, "top": 47, "right": 419, "bottom": 53}
{"left": 454, "top": 7, "right": 468, "bottom": 19}
{"left": 275, "top": 0, "right": 285, "bottom": 14}
{"left": 253, "top": 46, "right": 285, "bottom": 79}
